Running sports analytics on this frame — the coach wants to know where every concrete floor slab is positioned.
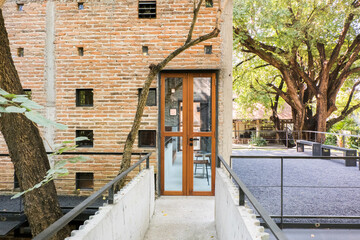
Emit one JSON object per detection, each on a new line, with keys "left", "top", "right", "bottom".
{"left": 144, "top": 196, "right": 217, "bottom": 240}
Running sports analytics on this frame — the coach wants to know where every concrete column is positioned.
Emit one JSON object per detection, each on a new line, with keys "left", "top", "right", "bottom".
{"left": 218, "top": 0, "right": 233, "bottom": 163}
{"left": 44, "top": 1, "right": 56, "bottom": 157}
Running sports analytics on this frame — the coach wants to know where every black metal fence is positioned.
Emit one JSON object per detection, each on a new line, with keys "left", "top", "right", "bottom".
{"left": 230, "top": 155, "right": 360, "bottom": 229}
{"left": 217, "top": 155, "right": 289, "bottom": 240}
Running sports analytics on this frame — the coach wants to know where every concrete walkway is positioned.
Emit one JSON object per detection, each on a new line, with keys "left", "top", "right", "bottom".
{"left": 144, "top": 196, "right": 217, "bottom": 240}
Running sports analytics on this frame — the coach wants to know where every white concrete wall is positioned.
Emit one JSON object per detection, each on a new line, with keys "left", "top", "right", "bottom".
{"left": 215, "top": 168, "right": 269, "bottom": 240}
{"left": 66, "top": 167, "right": 155, "bottom": 240}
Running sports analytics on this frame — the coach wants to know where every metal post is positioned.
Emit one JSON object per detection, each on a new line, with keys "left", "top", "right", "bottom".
{"left": 146, "top": 156, "right": 150, "bottom": 169}
{"left": 285, "top": 128, "right": 288, "bottom": 148}
{"left": 108, "top": 185, "right": 114, "bottom": 204}
{"left": 239, "top": 186, "right": 245, "bottom": 206}
{"left": 280, "top": 157, "right": 284, "bottom": 229}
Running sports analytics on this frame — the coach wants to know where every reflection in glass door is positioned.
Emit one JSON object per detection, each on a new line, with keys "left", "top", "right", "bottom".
{"left": 161, "top": 73, "right": 216, "bottom": 196}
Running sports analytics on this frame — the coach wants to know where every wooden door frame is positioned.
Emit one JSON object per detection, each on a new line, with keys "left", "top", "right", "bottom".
{"left": 160, "top": 72, "right": 216, "bottom": 196}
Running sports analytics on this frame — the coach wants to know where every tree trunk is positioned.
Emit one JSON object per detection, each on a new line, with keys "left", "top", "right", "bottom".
{"left": 0, "top": 9, "right": 69, "bottom": 239}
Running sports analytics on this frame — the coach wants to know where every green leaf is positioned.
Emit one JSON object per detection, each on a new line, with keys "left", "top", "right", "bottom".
{"left": 3, "top": 94, "right": 16, "bottom": 99}
{"left": 13, "top": 96, "right": 30, "bottom": 103}
{"left": 24, "top": 111, "right": 68, "bottom": 130}
{"left": 0, "top": 96, "right": 8, "bottom": 104}
{"left": 74, "top": 136, "right": 89, "bottom": 141}
{"left": 20, "top": 99, "right": 43, "bottom": 110}
{"left": 0, "top": 88, "right": 9, "bottom": 96}
{"left": 11, "top": 192, "right": 24, "bottom": 199}
{"left": 5, "top": 106, "right": 26, "bottom": 113}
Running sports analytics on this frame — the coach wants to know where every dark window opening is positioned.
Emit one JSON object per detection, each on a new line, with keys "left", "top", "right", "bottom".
{"left": 17, "top": 3, "right": 24, "bottom": 11}
{"left": 139, "top": 1, "right": 156, "bottom": 19}
{"left": 76, "top": 130, "right": 94, "bottom": 148}
{"left": 76, "top": 89, "right": 93, "bottom": 107}
{"left": 18, "top": 48, "right": 24, "bottom": 57}
{"left": 142, "top": 46, "right": 149, "bottom": 56}
{"left": 204, "top": 45, "right": 212, "bottom": 54}
{"left": 78, "top": 47, "right": 84, "bottom": 56}
{"left": 205, "top": 0, "right": 213, "bottom": 7}
{"left": 138, "top": 88, "right": 156, "bottom": 106}
{"left": 76, "top": 172, "right": 94, "bottom": 190}
{"left": 23, "top": 89, "right": 32, "bottom": 100}
{"left": 78, "top": 2, "right": 84, "bottom": 10}
{"left": 14, "top": 172, "right": 19, "bottom": 189}
{"left": 138, "top": 130, "right": 156, "bottom": 147}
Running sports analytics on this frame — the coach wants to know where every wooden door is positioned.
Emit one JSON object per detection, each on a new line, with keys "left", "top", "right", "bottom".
{"left": 160, "top": 73, "right": 216, "bottom": 196}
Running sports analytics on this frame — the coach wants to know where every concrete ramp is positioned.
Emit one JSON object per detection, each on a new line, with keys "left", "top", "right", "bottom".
{"left": 144, "top": 196, "right": 217, "bottom": 240}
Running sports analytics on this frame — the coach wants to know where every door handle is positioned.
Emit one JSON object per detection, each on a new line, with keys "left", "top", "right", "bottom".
{"left": 189, "top": 138, "right": 199, "bottom": 141}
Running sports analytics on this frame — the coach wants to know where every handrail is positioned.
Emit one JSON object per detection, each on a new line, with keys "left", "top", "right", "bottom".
{"left": 33, "top": 152, "right": 152, "bottom": 240}
{"left": 217, "top": 155, "right": 288, "bottom": 240}
{"left": 0, "top": 152, "right": 147, "bottom": 157}
{"left": 230, "top": 155, "right": 360, "bottom": 159}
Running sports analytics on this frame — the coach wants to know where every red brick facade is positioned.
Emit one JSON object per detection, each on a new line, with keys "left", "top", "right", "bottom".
{"left": 0, "top": 0, "right": 231, "bottom": 196}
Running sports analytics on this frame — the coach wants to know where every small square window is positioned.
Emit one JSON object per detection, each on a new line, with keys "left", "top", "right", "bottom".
{"left": 139, "top": 1, "right": 156, "bottom": 19}
{"left": 142, "top": 46, "right": 149, "bottom": 56}
{"left": 76, "top": 130, "right": 94, "bottom": 148}
{"left": 78, "top": 2, "right": 84, "bottom": 10}
{"left": 17, "top": 48, "right": 24, "bottom": 57}
{"left": 76, "top": 89, "right": 93, "bottom": 107}
{"left": 78, "top": 47, "right": 84, "bottom": 56}
{"left": 205, "top": 0, "right": 213, "bottom": 7}
{"left": 138, "top": 88, "right": 157, "bottom": 106}
{"left": 17, "top": 3, "right": 24, "bottom": 11}
{"left": 23, "top": 89, "right": 32, "bottom": 100}
{"left": 138, "top": 130, "right": 156, "bottom": 148}
{"left": 14, "top": 172, "right": 19, "bottom": 189}
{"left": 76, "top": 172, "right": 93, "bottom": 190}
{"left": 204, "top": 45, "right": 212, "bottom": 54}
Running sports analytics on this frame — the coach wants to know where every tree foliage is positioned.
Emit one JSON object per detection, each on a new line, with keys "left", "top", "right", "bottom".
{"left": 234, "top": 0, "right": 360, "bottom": 141}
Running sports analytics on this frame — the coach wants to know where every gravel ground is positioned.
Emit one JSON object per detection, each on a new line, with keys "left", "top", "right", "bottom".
{"left": 231, "top": 147, "right": 360, "bottom": 224}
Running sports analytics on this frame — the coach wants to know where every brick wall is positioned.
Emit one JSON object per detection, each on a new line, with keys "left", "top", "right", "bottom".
{"left": 0, "top": 0, "right": 228, "bottom": 196}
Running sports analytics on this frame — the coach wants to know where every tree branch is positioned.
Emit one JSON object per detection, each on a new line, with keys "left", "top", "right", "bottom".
{"left": 234, "top": 55, "right": 256, "bottom": 68}
{"left": 327, "top": 103, "right": 360, "bottom": 130}
{"left": 267, "top": 83, "right": 297, "bottom": 110}
{"left": 185, "top": 0, "right": 204, "bottom": 44}
{"left": 328, "top": 12, "right": 355, "bottom": 69}
{"left": 342, "top": 80, "right": 360, "bottom": 114}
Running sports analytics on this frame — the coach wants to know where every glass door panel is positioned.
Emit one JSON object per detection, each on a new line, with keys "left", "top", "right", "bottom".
{"left": 193, "top": 77, "right": 212, "bottom": 132}
{"left": 193, "top": 137, "right": 212, "bottom": 192}
{"left": 165, "top": 77, "right": 183, "bottom": 132}
{"left": 164, "top": 136, "right": 183, "bottom": 191}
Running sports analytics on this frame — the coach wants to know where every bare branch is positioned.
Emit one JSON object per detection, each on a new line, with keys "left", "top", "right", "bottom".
{"left": 185, "top": 0, "right": 204, "bottom": 44}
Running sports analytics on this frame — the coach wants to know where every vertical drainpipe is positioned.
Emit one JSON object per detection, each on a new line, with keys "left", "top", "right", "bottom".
{"left": 44, "top": 1, "right": 56, "bottom": 165}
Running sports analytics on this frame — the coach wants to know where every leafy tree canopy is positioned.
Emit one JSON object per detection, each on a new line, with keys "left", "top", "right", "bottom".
{"left": 233, "top": 0, "right": 360, "bottom": 135}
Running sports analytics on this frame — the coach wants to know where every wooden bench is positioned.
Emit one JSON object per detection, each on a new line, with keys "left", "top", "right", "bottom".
{"left": 321, "top": 145, "right": 357, "bottom": 167}
{"left": 296, "top": 140, "right": 321, "bottom": 156}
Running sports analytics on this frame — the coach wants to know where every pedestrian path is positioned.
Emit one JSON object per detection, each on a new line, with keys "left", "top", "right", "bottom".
{"left": 144, "top": 196, "right": 217, "bottom": 240}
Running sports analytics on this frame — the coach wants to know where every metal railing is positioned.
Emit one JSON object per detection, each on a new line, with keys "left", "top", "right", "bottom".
{"left": 217, "top": 155, "right": 289, "bottom": 240}
{"left": 232, "top": 129, "right": 360, "bottom": 148}
{"left": 32, "top": 152, "right": 152, "bottom": 240}
{"left": 230, "top": 155, "right": 360, "bottom": 229}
